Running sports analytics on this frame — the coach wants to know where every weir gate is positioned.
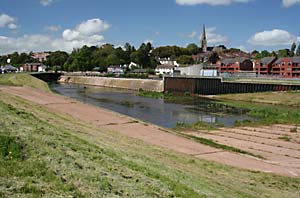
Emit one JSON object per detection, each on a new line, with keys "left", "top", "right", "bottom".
{"left": 164, "top": 76, "right": 300, "bottom": 95}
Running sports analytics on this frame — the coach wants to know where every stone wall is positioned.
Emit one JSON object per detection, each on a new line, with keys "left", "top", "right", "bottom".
{"left": 58, "top": 75, "right": 164, "bottom": 92}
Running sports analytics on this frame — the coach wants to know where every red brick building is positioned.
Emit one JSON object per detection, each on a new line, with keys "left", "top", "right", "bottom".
{"left": 254, "top": 57, "right": 277, "bottom": 76}
{"left": 271, "top": 57, "right": 300, "bottom": 78}
{"left": 31, "top": 52, "right": 50, "bottom": 62}
{"left": 21, "top": 63, "right": 47, "bottom": 72}
{"left": 216, "top": 57, "right": 253, "bottom": 73}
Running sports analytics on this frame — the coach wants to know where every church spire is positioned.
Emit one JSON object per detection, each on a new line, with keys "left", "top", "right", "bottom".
{"left": 201, "top": 24, "right": 207, "bottom": 52}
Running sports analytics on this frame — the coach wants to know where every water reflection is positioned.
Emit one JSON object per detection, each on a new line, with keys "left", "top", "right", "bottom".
{"left": 50, "top": 83, "right": 250, "bottom": 128}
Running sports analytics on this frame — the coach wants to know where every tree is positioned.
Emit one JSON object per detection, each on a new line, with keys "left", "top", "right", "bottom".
{"left": 291, "top": 42, "right": 296, "bottom": 57}
{"left": 208, "top": 52, "right": 219, "bottom": 64}
{"left": 186, "top": 43, "right": 199, "bottom": 55}
{"left": 106, "top": 54, "right": 120, "bottom": 66}
{"left": 224, "top": 48, "right": 241, "bottom": 53}
{"left": 251, "top": 50, "right": 259, "bottom": 55}
{"left": 277, "top": 49, "right": 290, "bottom": 58}
{"left": 261, "top": 50, "right": 271, "bottom": 57}
{"left": 176, "top": 55, "right": 194, "bottom": 65}
{"left": 46, "top": 51, "right": 69, "bottom": 67}
{"left": 296, "top": 45, "right": 300, "bottom": 56}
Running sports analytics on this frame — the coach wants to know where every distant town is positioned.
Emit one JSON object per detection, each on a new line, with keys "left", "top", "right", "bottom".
{"left": 1, "top": 25, "right": 300, "bottom": 79}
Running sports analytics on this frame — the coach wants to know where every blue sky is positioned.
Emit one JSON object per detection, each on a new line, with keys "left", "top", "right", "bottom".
{"left": 0, "top": 0, "right": 300, "bottom": 54}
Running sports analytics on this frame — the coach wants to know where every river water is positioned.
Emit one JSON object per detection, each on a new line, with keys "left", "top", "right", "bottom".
{"left": 50, "top": 83, "right": 250, "bottom": 128}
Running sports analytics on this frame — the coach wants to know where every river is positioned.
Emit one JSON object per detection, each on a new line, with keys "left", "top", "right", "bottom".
{"left": 50, "top": 83, "right": 250, "bottom": 128}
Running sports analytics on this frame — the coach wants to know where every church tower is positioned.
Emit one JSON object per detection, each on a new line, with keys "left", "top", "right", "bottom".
{"left": 201, "top": 24, "right": 207, "bottom": 52}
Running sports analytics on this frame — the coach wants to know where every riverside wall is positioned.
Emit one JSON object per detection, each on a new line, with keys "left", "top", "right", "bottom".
{"left": 58, "top": 75, "right": 164, "bottom": 92}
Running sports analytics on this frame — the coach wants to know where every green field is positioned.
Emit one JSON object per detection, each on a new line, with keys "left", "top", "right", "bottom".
{"left": 0, "top": 75, "right": 300, "bottom": 197}
{"left": 215, "top": 91, "right": 300, "bottom": 107}
{"left": 0, "top": 73, "right": 51, "bottom": 92}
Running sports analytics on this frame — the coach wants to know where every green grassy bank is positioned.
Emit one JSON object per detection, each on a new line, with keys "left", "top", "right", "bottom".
{"left": 0, "top": 73, "right": 51, "bottom": 92}
{"left": 0, "top": 91, "right": 299, "bottom": 197}
{"left": 215, "top": 91, "right": 300, "bottom": 107}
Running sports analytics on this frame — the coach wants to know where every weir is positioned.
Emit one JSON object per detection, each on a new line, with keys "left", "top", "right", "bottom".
{"left": 164, "top": 76, "right": 300, "bottom": 95}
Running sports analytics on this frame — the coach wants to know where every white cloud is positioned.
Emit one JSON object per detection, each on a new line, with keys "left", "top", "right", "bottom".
{"left": 44, "top": 25, "right": 61, "bottom": 32}
{"left": 205, "top": 27, "right": 229, "bottom": 44}
{"left": 188, "top": 31, "right": 197, "bottom": 38}
{"left": 282, "top": 0, "right": 300, "bottom": 7}
{"left": 62, "top": 18, "right": 110, "bottom": 41}
{"left": 175, "top": 0, "right": 250, "bottom": 6}
{"left": 248, "top": 29, "right": 300, "bottom": 46}
{"left": 40, "top": 0, "right": 54, "bottom": 6}
{"left": 76, "top": 18, "right": 110, "bottom": 35}
{"left": 0, "top": 18, "right": 110, "bottom": 55}
{"left": 0, "top": 14, "right": 18, "bottom": 29}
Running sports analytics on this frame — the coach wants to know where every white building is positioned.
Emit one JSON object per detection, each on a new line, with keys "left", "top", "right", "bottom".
{"left": 158, "top": 57, "right": 179, "bottom": 66}
{"left": 177, "top": 64, "right": 202, "bottom": 76}
{"left": 176, "top": 63, "right": 218, "bottom": 77}
{"left": 155, "top": 64, "right": 176, "bottom": 75}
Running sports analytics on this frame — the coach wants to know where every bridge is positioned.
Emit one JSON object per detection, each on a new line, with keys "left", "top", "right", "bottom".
{"left": 31, "top": 72, "right": 62, "bottom": 82}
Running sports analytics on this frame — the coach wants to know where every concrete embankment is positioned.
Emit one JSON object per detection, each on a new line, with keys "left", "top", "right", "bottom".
{"left": 58, "top": 75, "right": 164, "bottom": 92}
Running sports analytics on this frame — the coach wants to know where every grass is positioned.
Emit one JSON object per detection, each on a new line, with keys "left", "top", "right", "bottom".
{"left": 278, "top": 135, "right": 291, "bottom": 142}
{"left": 215, "top": 91, "right": 300, "bottom": 107}
{"left": 0, "top": 135, "right": 24, "bottom": 161}
{"left": 223, "top": 77, "right": 300, "bottom": 85}
{"left": 214, "top": 99, "right": 300, "bottom": 127}
{"left": 137, "top": 90, "right": 170, "bottom": 99}
{"left": 0, "top": 91, "right": 299, "bottom": 197}
{"left": 0, "top": 73, "right": 51, "bottom": 92}
{"left": 174, "top": 121, "right": 222, "bottom": 131}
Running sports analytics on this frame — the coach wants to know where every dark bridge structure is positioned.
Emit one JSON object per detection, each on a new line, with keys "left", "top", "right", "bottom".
{"left": 31, "top": 72, "right": 62, "bottom": 82}
{"left": 164, "top": 76, "right": 300, "bottom": 95}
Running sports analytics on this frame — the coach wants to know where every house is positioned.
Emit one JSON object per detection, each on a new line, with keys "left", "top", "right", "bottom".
{"left": 107, "top": 65, "right": 125, "bottom": 74}
{"left": 271, "top": 57, "right": 300, "bottom": 78}
{"left": 20, "top": 63, "right": 47, "bottom": 72}
{"left": 216, "top": 57, "right": 253, "bottom": 74}
{"left": 254, "top": 57, "right": 277, "bottom": 76}
{"left": 155, "top": 64, "right": 176, "bottom": 75}
{"left": 1, "top": 65, "right": 18, "bottom": 73}
{"left": 31, "top": 52, "right": 50, "bottom": 62}
{"left": 158, "top": 57, "right": 179, "bottom": 66}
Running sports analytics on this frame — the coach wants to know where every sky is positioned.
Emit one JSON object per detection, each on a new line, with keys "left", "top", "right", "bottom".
{"left": 0, "top": 0, "right": 300, "bottom": 55}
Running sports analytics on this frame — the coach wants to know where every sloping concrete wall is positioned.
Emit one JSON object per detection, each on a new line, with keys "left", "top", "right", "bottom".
{"left": 58, "top": 75, "right": 164, "bottom": 92}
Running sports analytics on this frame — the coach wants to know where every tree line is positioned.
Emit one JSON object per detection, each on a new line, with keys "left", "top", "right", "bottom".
{"left": 252, "top": 42, "right": 300, "bottom": 59}
{"left": 0, "top": 42, "right": 208, "bottom": 72}
{"left": 1, "top": 41, "right": 300, "bottom": 72}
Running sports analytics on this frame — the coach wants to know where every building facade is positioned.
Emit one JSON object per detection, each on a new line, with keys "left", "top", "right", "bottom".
{"left": 155, "top": 64, "right": 176, "bottom": 75}
{"left": 31, "top": 52, "right": 50, "bottom": 62}
{"left": 216, "top": 57, "right": 253, "bottom": 74}
{"left": 254, "top": 57, "right": 277, "bottom": 76}
{"left": 271, "top": 57, "right": 300, "bottom": 78}
{"left": 21, "top": 63, "right": 47, "bottom": 72}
